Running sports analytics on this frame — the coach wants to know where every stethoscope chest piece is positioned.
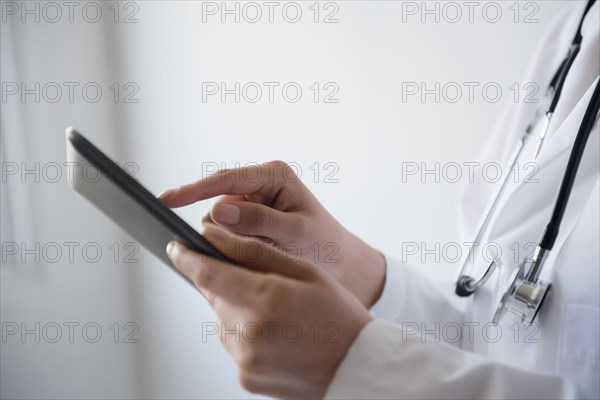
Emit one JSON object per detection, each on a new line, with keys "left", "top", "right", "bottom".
{"left": 493, "top": 247, "right": 552, "bottom": 326}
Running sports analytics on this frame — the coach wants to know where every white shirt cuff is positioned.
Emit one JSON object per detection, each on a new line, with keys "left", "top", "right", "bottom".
{"left": 369, "top": 255, "right": 465, "bottom": 330}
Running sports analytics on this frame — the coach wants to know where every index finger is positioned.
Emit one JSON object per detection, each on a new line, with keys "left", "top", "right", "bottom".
{"left": 158, "top": 164, "right": 279, "bottom": 208}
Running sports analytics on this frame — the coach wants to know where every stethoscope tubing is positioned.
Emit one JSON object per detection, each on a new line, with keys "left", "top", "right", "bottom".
{"left": 455, "top": 0, "right": 598, "bottom": 301}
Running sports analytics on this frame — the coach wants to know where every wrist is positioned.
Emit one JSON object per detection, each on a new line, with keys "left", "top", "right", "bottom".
{"left": 360, "top": 245, "right": 386, "bottom": 308}
{"left": 339, "top": 232, "right": 386, "bottom": 309}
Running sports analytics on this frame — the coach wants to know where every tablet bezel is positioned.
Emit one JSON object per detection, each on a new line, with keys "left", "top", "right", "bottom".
{"left": 65, "top": 127, "right": 231, "bottom": 280}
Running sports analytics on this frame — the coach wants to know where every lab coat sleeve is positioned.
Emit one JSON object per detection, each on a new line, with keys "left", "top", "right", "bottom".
{"left": 369, "top": 255, "right": 465, "bottom": 347}
{"left": 325, "top": 319, "right": 583, "bottom": 400}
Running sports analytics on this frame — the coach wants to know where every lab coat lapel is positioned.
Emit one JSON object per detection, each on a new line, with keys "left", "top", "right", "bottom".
{"left": 486, "top": 3, "right": 599, "bottom": 243}
{"left": 486, "top": 77, "right": 599, "bottom": 251}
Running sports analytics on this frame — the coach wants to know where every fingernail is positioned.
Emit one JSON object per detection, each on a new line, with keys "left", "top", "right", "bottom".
{"left": 157, "top": 188, "right": 176, "bottom": 200}
{"left": 166, "top": 241, "right": 175, "bottom": 258}
{"left": 212, "top": 203, "right": 240, "bottom": 225}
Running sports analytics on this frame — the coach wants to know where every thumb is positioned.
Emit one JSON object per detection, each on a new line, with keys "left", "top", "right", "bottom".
{"left": 202, "top": 224, "right": 318, "bottom": 281}
{"left": 210, "top": 201, "right": 302, "bottom": 245}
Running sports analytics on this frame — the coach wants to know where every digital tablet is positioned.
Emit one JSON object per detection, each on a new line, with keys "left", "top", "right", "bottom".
{"left": 65, "top": 127, "right": 230, "bottom": 285}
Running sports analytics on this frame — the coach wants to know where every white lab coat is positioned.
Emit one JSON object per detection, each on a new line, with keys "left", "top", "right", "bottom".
{"left": 326, "top": 2, "right": 599, "bottom": 399}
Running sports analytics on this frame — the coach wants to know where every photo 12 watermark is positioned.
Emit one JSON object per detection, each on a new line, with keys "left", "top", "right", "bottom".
{"left": 400, "top": 161, "right": 539, "bottom": 184}
{"left": 399, "top": 240, "right": 542, "bottom": 265}
{"left": 400, "top": 1, "right": 540, "bottom": 24}
{"left": 1, "top": 241, "right": 140, "bottom": 265}
{"left": 210, "top": 239, "right": 341, "bottom": 265}
{"left": 2, "top": 321, "right": 140, "bottom": 344}
{"left": 1, "top": 161, "right": 139, "bottom": 184}
{"left": 200, "top": 1, "right": 340, "bottom": 24}
{"left": 201, "top": 161, "right": 340, "bottom": 184}
{"left": 201, "top": 82, "right": 340, "bottom": 104}
{"left": 1, "top": 82, "right": 139, "bottom": 104}
{"left": 400, "top": 320, "right": 540, "bottom": 344}
{"left": 401, "top": 81, "right": 543, "bottom": 104}
{"left": 201, "top": 321, "right": 339, "bottom": 344}
{"left": 1, "top": 1, "right": 140, "bottom": 24}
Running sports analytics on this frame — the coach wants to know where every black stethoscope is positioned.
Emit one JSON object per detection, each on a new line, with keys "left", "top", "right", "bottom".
{"left": 455, "top": 0, "right": 600, "bottom": 326}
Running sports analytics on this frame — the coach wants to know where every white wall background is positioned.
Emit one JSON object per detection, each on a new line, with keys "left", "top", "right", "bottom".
{"left": 1, "top": 1, "right": 574, "bottom": 398}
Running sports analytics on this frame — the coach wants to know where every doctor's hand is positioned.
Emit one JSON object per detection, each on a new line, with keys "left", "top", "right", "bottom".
{"left": 166, "top": 224, "right": 372, "bottom": 399}
{"left": 159, "top": 160, "right": 385, "bottom": 308}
